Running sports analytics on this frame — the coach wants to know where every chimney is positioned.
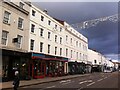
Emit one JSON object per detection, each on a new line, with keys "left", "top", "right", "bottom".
{"left": 43, "top": 9, "right": 48, "bottom": 14}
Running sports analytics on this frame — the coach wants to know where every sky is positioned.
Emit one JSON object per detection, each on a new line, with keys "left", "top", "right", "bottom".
{"left": 32, "top": 2, "right": 119, "bottom": 61}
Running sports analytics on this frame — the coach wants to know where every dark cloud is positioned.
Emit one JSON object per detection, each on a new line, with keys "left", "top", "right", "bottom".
{"left": 32, "top": 2, "right": 118, "bottom": 59}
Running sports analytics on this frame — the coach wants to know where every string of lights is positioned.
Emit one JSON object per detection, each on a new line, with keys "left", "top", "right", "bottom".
{"left": 70, "top": 14, "right": 119, "bottom": 30}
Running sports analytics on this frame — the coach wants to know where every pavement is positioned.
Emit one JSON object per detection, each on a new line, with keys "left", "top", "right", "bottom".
{"left": 1, "top": 73, "right": 90, "bottom": 89}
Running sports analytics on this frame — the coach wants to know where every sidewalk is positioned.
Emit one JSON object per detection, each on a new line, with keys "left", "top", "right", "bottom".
{"left": 1, "top": 74, "right": 90, "bottom": 89}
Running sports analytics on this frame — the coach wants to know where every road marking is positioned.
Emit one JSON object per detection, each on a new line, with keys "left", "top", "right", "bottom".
{"left": 87, "top": 80, "right": 93, "bottom": 83}
{"left": 103, "top": 77, "right": 107, "bottom": 79}
{"left": 62, "top": 81, "right": 71, "bottom": 85}
{"left": 87, "top": 82, "right": 95, "bottom": 87}
{"left": 46, "top": 85, "right": 56, "bottom": 88}
{"left": 97, "top": 79, "right": 103, "bottom": 82}
{"left": 79, "top": 80, "right": 87, "bottom": 84}
{"left": 60, "top": 79, "right": 71, "bottom": 83}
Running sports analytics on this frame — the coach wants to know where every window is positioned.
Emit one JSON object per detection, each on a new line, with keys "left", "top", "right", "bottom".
{"left": 76, "top": 52, "right": 78, "bottom": 59}
{"left": 32, "top": 10, "right": 36, "bottom": 16}
{"left": 66, "top": 48, "right": 68, "bottom": 57}
{"left": 94, "top": 60, "right": 97, "bottom": 64}
{"left": 60, "top": 27, "right": 62, "bottom": 32}
{"left": 31, "top": 24, "right": 35, "bottom": 33}
{"left": 76, "top": 41, "right": 78, "bottom": 47}
{"left": 30, "top": 39, "right": 34, "bottom": 50}
{"left": 55, "top": 25, "right": 57, "bottom": 29}
{"left": 16, "top": 35, "right": 22, "bottom": 48}
{"left": 48, "top": 44, "right": 50, "bottom": 54}
{"left": 48, "top": 20, "right": 51, "bottom": 25}
{"left": 60, "top": 37, "right": 62, "bottom": 44}
{"left": 71, "top": 50, "right": 73, "bottom": 58}
{"left": 40, "top": 42, "right": 43, "bottom": 52}
{"left": 19, "top": 2, "right": 24, "bottom": 9}
{"left": 66, "top": 35, "right": 68, "bottom": 42}
{"left": 1, "top": 31, "right": 8, "bottom": 45}
{"left": 60, "top": 48, "right": 62, "bottom": 56}
{"left": 55, "top": 35, "right": 57, "bottom": 42}
{"left": 40, "top": 28, "right": 44, "bottom": 37}
{"left": 55, "top": 47, "right": 57, "bottom": 55}
{"left": 48, "top": 32, "right": 51, "bottom": 39}
{"left": 3, "top": 11, "right": 11, "bottom": 24}
{"left": 79, "top": 53, "right": 81, "bottom": 60}
{"left": 79, "top": 43, "right": 81, "bottom": 47}
{"left": 41, "top": 16, "right": 44, "bottom": 21}
{"left": 18, "top": 18, "right": 24, "bottom": 29}
{"left": 70, "top": 38, "right": 72, "bottom": 44}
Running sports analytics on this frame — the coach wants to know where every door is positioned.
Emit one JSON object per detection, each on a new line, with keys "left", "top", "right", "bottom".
{"left": 33, "top": 60, "right": 46, "bottom": 78}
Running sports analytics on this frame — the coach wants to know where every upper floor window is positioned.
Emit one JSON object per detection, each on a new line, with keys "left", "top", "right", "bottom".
{"left": 19, "top": 2, "right": 24, "bottom": 9}
{"left": 48, "top": 32, "right": 51, "bottom": 39}
{"left": 60, "top": 37, "right": 62, "bottom": 44}
{"left": 18, "top": 17, "right": 24, "bottom": 29}
{"left": 55, "top": 47, "right": 57, "bottom": 55}
{"left": 60, "top": 27, "right": 62, "bottom": 32}
{"left": 71, "top": 50, "right": 73, "bottom": 58}
{"left": 40, "top": 28, "right": 44, "bottom": 37}
{"left": 1, "top": 31, "right": 8, "bottom": 45}
{"left": 76, "top": 41, "right": 78, "bottom": 47}
{"left": 76, "top": 52, "right": 78, "bottom": 59}
{"left": 3, "top": 11, "right": 11, "bottom": 24}
{"left": 40, "top": 42, "right": 43, "bottom": 52}
{"left": 16, "top": 35, "right": 22, "bottom": 48}
{"left": 79, "top": 53, "right": 81, "bottom": 60}
{"left": 55, "top": 35, "right": 57, "bottom": 42}
{"left": 41, "top": 16, "right": 44, "bottom": 21}
{"left": 32, "top": 10, "right": 36, "bottom": 16}
{"left": 30, "top": 39, "right": 34, "bottom": 50}
{"left": 66, "top": 35, "right": 68, "bottom": 42}
{"left": 70, "top": 38, "right": 72, "bottom": 44}
{"left": 66, "top": 48, "right": 68, "bottom": 57}
{"left": 48, "top": 20, "right": 51, "bottom": 25}
{"left": 55, "top": 25, "right": 57, "bottom": 29}
{"left": 31, "top": 24, "right": 35, "bottom": 33}
{"left": 48, "top": 44, "right": 50, "bottom": 54}
{"left": 94, "top": 60, "right": 97, "bottom": 64}
{"left": 60, "top": 48, "right": 62, "bottom": 56}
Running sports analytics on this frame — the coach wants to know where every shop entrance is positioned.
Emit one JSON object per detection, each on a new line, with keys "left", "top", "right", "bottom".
{"left": 29, "top": 60, "right": 46, "bottom": 79}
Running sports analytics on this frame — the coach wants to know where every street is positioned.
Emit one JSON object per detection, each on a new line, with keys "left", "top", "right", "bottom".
{"left": 10, "top": 72, "right": 119, "bottom": 90}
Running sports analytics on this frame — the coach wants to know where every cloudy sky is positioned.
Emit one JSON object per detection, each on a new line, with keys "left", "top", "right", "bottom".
{"left": 32, "top": 2, "right": 119, "bottom": 61}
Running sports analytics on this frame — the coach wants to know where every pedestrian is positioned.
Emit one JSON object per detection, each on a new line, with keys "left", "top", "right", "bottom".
{"left": 13, "top": 71, "right": 20, "bottom": 90}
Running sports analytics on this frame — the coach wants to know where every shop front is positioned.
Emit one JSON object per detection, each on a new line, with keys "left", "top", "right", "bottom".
{"left": 68, "top": 61, "right": 86, "bottom": 75}
{"left": 29, "top": 53, "right": 68, "bottom": 79}
{"left": 2, "top": 49, "right": 30, "bottom": 81}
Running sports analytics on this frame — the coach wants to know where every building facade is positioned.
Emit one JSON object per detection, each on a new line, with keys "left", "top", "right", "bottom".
{"left": 1, "top": 0, "right": 31, "bottom": 81}
{"left": 64, "top": 22, "right": 88, "bottom": 74}
{"left": 27, "top": 5, "right": 69, "bottom": 79}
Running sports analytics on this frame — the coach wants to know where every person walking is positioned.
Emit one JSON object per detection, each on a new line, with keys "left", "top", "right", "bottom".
{"left": 13, "top": 71, "right": 20, "bottom": 90}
